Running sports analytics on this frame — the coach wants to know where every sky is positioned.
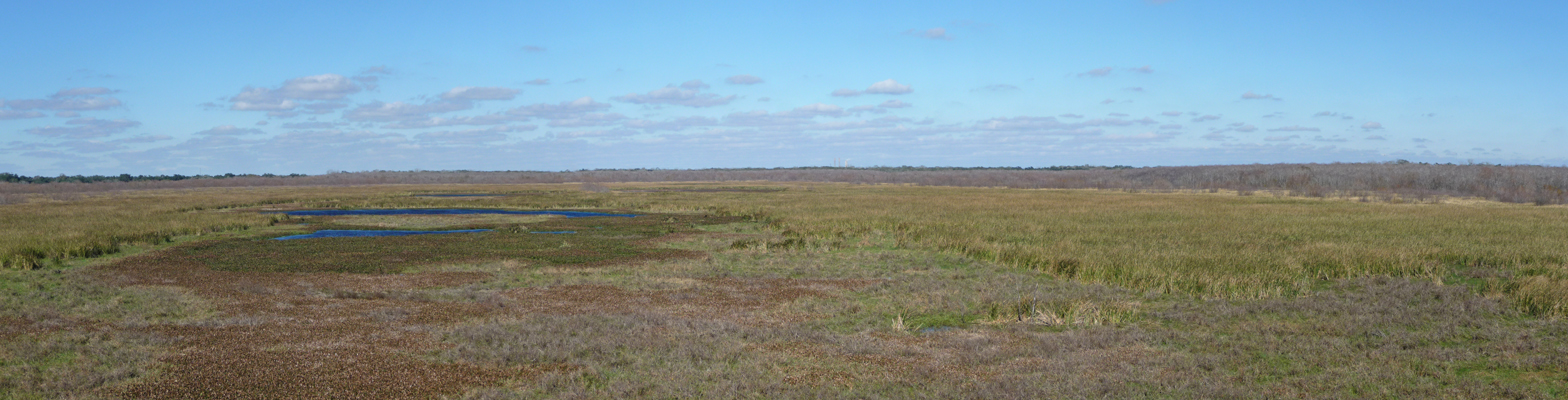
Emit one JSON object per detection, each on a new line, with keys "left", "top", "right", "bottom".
{"left": 2, "top": 1, "right": 1565, "bottom": 175}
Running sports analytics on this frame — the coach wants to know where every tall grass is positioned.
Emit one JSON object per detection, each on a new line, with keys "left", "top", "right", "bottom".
{"left": 5, "top": 182, "right": 1566, "bottom": 315}
{"left": 6, "top": 162, "right": 1567, "bottom": 204}
{"left": 594, "top": 184, "right": 1568, "bottom": 312}
{"left": 0, "top": 185, "right": 602, "bottom": 269}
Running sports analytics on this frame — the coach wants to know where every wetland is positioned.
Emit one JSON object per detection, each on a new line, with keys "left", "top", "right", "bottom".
{"left": 1, "top": 182, "right": 1566, "bottom": 399}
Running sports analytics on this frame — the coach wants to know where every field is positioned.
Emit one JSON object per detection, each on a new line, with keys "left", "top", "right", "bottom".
{"left": 2, "top": 181, "right": 1567, "bottom": 398}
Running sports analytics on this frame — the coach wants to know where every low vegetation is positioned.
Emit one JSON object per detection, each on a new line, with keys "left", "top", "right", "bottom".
{"left": 0, "top": 179, "right": 1564, "bottom": 398}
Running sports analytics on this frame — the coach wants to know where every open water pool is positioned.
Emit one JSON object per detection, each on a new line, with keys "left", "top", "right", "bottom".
{"left": 273, "top": 229, "right": 492, "bottom": 240}
{"left": 278, "top": 209, "right": 636, "bottom": 218}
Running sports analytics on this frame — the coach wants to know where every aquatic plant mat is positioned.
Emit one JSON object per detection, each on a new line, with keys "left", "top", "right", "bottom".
{"left": 2, "top": 182, "right": 1566, "bottom": 399}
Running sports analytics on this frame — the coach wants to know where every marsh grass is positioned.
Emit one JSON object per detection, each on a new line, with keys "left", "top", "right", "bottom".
{"left": 0, "top": 329, "right": 171, "bottom": 399}
{"left": 1, "top": 269, "right": 215, "bottom": 326}
{"left": 0, "top": 184, "right": 625, "bottom": 270}
{"left": 0, "top": 267, "right": 211, "bottom": 399}
{"left": 154, "top": 210, "right": 724, "bottom": 274}
{"left": 4, "top": 181, "right": 1568, "bottom": 397}
{"left": 615, "top": 185, "right": 1568, "bottom": 315}
{"left": 438, "top": 273, "right": 1568, "bottom": 399}
{"left": 317, "top": 214, "right": 554, "bottom": 230}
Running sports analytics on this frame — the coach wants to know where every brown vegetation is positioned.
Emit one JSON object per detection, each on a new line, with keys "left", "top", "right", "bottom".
{"left": 4, "top": 163, "right": 1566, "bottom": 204}
{"left": 2, "top": 181, "right": 1566, "bottom": 398}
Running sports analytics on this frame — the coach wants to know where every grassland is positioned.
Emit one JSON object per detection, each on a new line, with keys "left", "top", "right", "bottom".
{"left": 1, "top": 182, "right": 1566, "bottom": 398}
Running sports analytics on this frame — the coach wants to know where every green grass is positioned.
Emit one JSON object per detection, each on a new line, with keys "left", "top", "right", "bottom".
{"left": 162, "top": 211, "right": 725, "bottom": 274}
{"left": 3, "top": 182, "right": 1568, "bottom": 398}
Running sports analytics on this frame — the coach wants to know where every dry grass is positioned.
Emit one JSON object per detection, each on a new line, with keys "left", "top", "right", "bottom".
{"left": 610, "top": 184, "right": 1568, "bottom": 313}
{"left": 324, "top": 214, "right": 554, "bottom": 229}
{"left": 2, "top": 181, "right": 1567, "bottom": 398}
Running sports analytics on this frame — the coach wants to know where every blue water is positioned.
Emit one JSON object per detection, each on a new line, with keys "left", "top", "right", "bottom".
{"left": 530, "top": 231, "right": 576, "bottom": 234}
{"left": 279, "top": 209, "right": 636, "bottom": 218}
{"left": 273, "top": 229, "right": 491, "bottom": 240}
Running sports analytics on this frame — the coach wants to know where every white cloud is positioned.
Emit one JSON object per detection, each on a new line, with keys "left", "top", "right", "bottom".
{"left": 613, "top": 87, "right": 736, "bottom": 107}
{"left": 1160, "top": 111, "right": 1183, "bottom": 117}
{"left": 116, "top": 134, "right": 171, "bottom": 144}
{"left": 6, "top": 87, "right": 123, "bottom": 111}
{"left": 1078, "top": 67, "right": 1113, "bottom": 77}
{"left": 1268, "top": 125, "right": 1319, "bottom": 132}
{"left": 415, "top": 125, "right": 535, "bottom": 144}
{"left": 230, "top": 90, "right": 298, "bottom": 111}
{"left": 1159, "top": 124, "right": 1182, "bottom": 130}
{"left": 1361, "top": 122, "right": 1384, "bottom": 131}
{"left": 1128, "top": 65, "right": 1154, "bottom": 74}
{"left": 719, "top": 104, "right": 857, "bottom": 128}
{"left": 440, "top": 86, "right": 520, "bottom": 101}
{"left": 1191, "top": 114, "right": 1221, "bottom": 122}
{"left": 1073, "top": 131, "right": 1177, "bottom": 143}
{"left": 864, "top": 79, "right": 912, "bottom": 95}
{"left": 973, "top": 84, "right": 1019, "bottom": 92}
{"left": 0, "top": 110, "right": 45, "bottom": 120}
{"left": 780, "top": 103, "right": 848, "bottom": 118}
{"left": 299, "top": 102, "right": 349, "bottom": 115}
{"left": 1264, "top": 135, "right": 1300, "bottom": 141}
{"left": 556, "top": 129, "right": 640, "bottom": 140}
{"left": 878, "top": 99, "right": 911, "bottom": 108}
{"left": 24, "top": 118, "right": 140, "bottom": 139}
{"left": 847, "top": 105, "right": 884, "bottom": 115}
{"left": 228, "top": 74, "right": 362, "bottom": 112}
{"left": 830, "top": 89, "right": 861, "bottom": 97}
{"left": 524, "top": 79, "right": 550, "bottom": 85}
{"left": 280, "top": 122, "right": 342, "bottom": 129}
{"left": 194, "top": 125, "right": 264, "bottom": 136}
{"left": 547, "top": 113, "right": 630, "bottom": 127}
{"left": 974, "top": 116, "right": 1145, "bottom": 136}
{"left": 505, "top": 97, "right": 612, "bottom": 118}
{"left": 904, "top": 27, "right": 951, "bottom": 40}
{"left": 379, "top": 114, "right": 525, "bottom": 129}
{"left": 679, "top": 80, "right": 710, "bottom": 90}
{"left": 56, "top": 87, "right": 115, "bottom": 97}
{"left": 343, "top": 101, "right": 473, "bottom": 122}
{"left": 1201, "top": 132, "right": 1232, "bottom": 141}
{"left": 623, "top": 116, "right": 720, "bottom": 131}
{"left": 274, "top": 74, "right": 360, "bottom": 100}
{"left": 725, "top": 74, "right": 764, "bottom": 85}
{"left": 1241, "top": 91, "right": 1282, "bottom": 101}
{"left": 1365, "top": 135, "right": 1386, "bottom": 140}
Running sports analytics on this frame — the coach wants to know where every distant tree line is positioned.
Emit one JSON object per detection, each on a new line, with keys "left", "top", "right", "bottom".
{"left": 1, "top": 162, "right": 1564, "bottom": 205}
{"left": 0, "top": 172, "right": 307, "bottom": 184}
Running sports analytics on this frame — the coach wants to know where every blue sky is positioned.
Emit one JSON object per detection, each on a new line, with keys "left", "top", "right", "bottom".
{"left": 2, "top": 1, "right": 1565, "bottom": 175}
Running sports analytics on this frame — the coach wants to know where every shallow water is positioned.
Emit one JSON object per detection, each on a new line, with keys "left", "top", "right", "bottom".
{"left": 279, "top": 209, "right": 636, "bottom": 218}
{"left": 273, "top": 229, "right": 491, "bottom": 240}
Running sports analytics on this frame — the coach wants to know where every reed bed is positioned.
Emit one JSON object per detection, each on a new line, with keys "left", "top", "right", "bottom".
{"left": 4, "top": 182, "right": 1566, "bottom": 315}
{"left": 4, "top": 182, "right": 1568, "bottom": 397}
{"left": 583, "top": 184, "right": 1568, "bottom": 313}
